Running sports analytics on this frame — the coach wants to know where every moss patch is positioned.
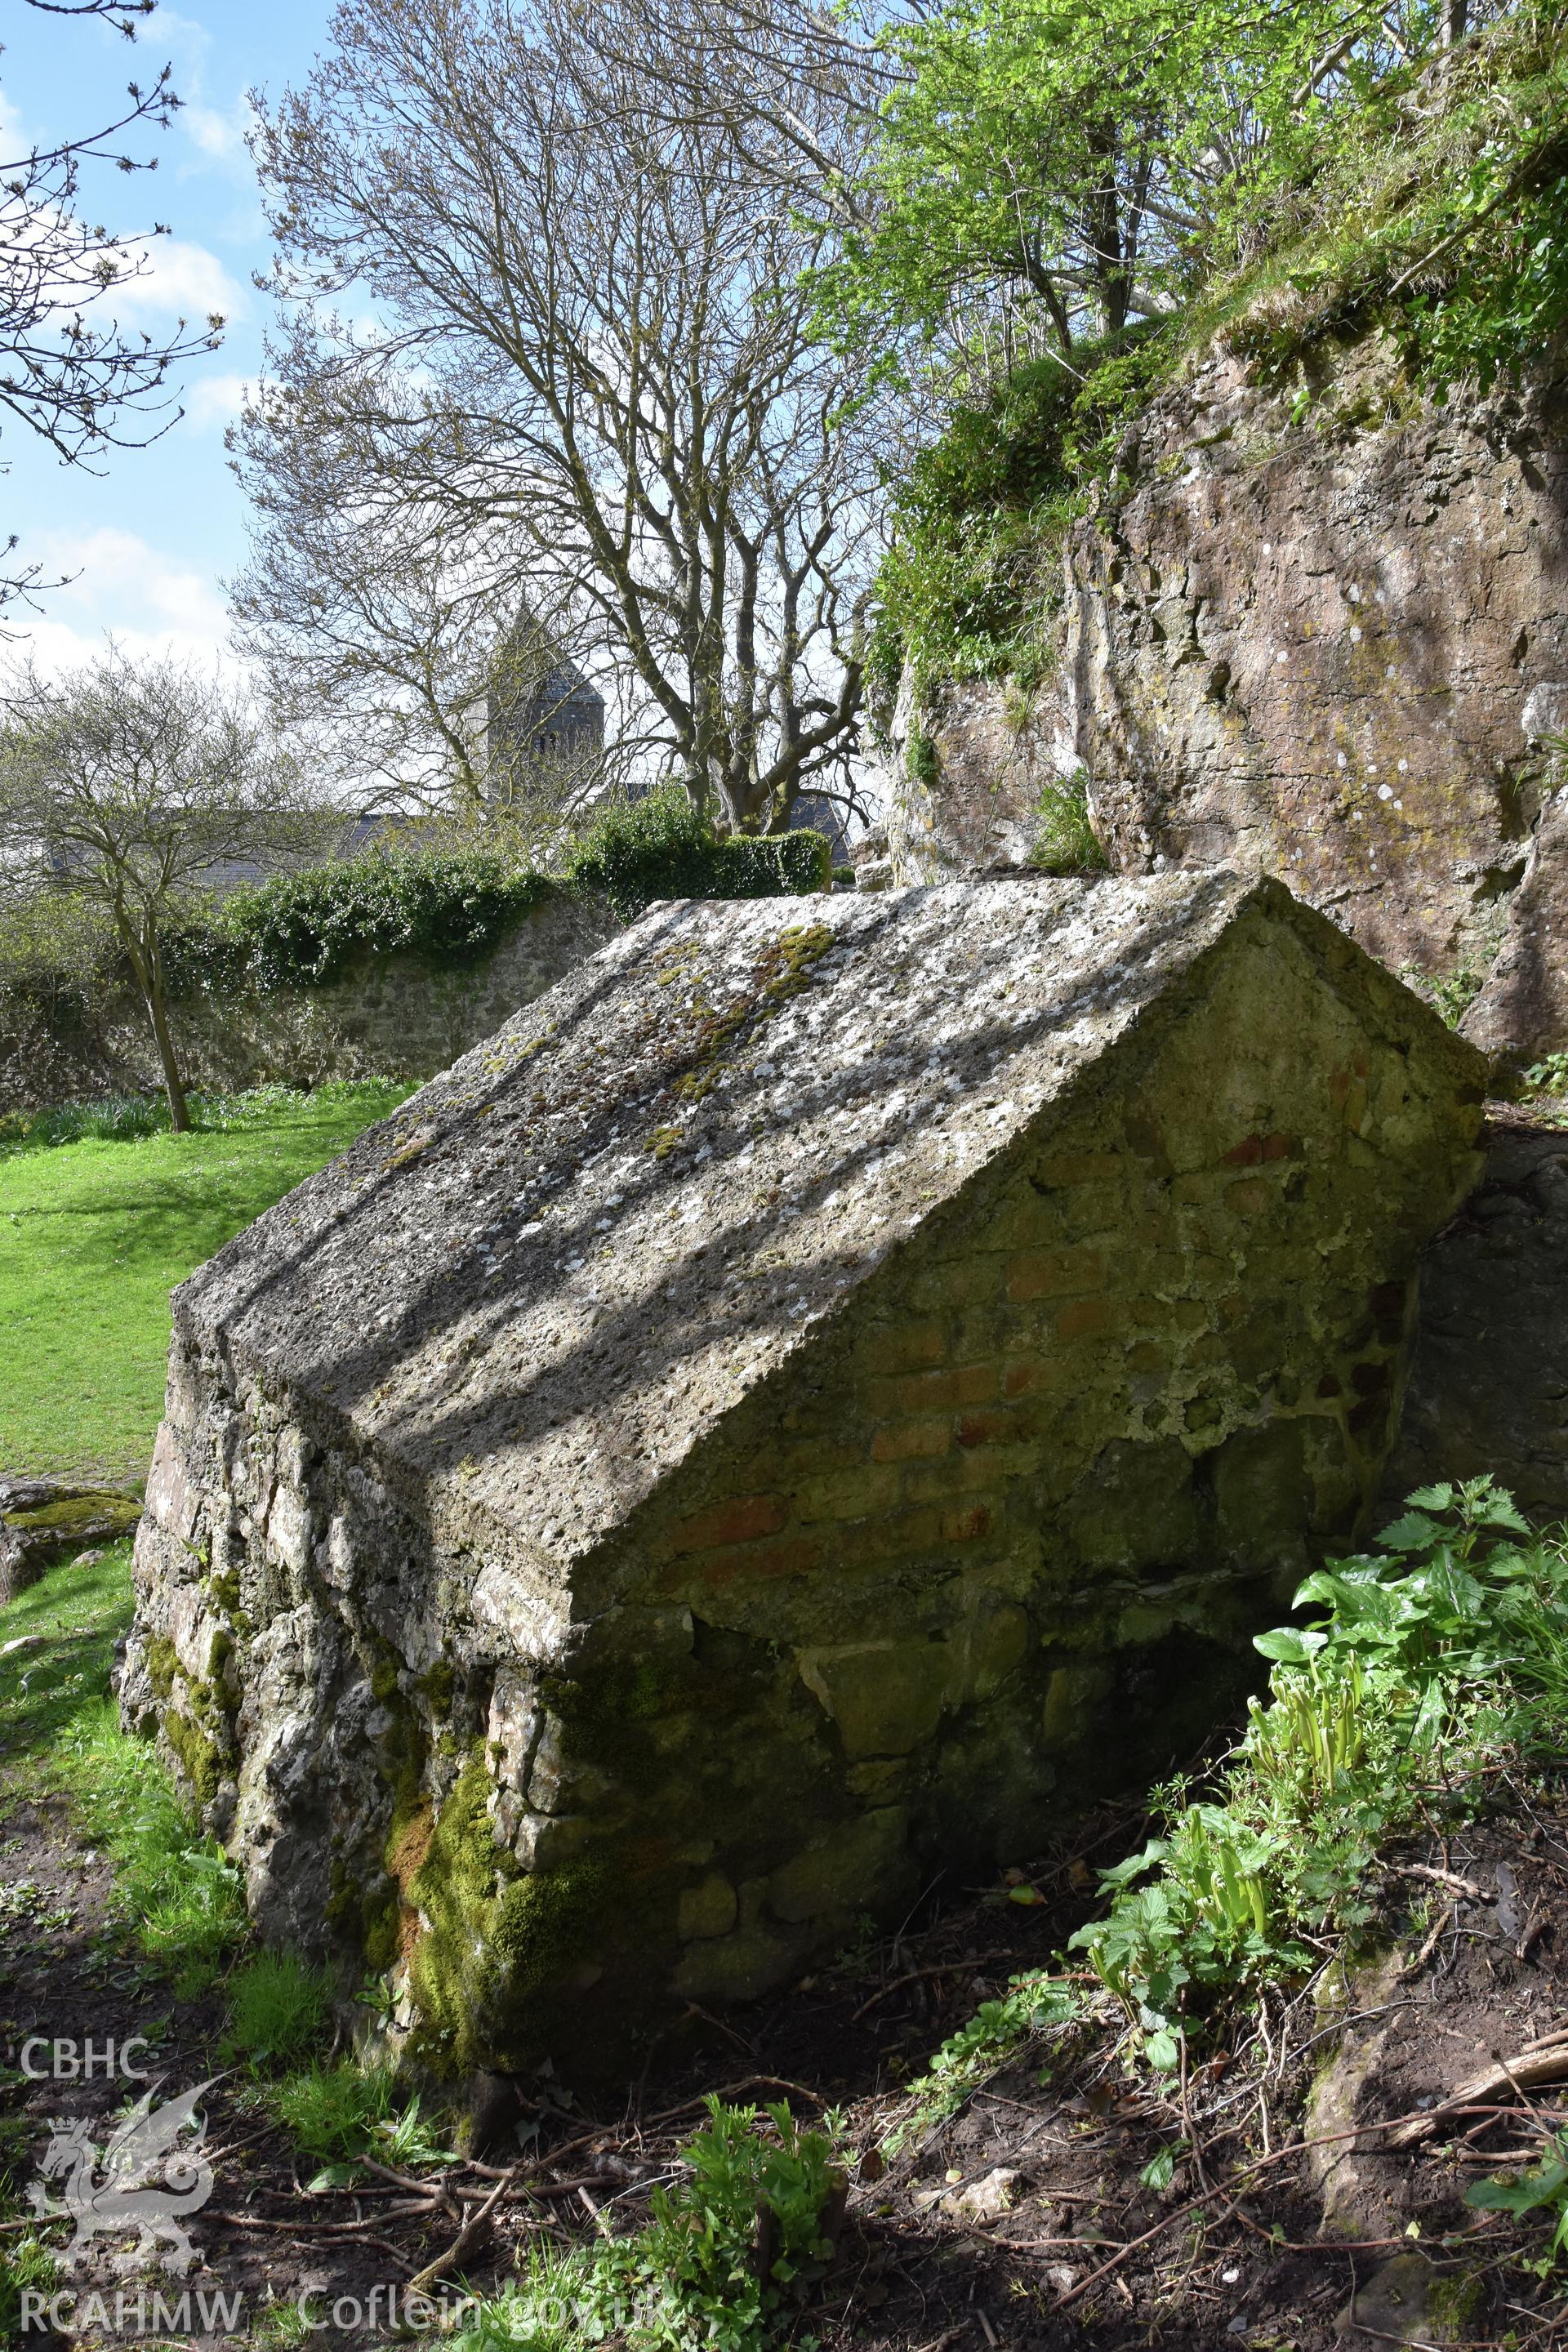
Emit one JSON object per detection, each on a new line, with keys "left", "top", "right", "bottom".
{"left": 10, "top": 1493, "right": 141, "bottom": 1540}
{"left": 406, "top": 1750, "right": 612, "bottom": 2074}
{"left": 164, "top": 1706, "right": 223, "bottom": 1808}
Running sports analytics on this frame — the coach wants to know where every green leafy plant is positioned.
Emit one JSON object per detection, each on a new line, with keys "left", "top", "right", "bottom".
{"left": 1521, "top": 1050, "right": 1568, "bottom": 1124}
{"left": 265, "top": 2060, "right": 398, "bottom": 2165}
{"left": 1069, "top": 1477, "right": 1549, "bottom": 2057}
{"left": 247, "top": 2295, "right": 324, "bottom": 2350}
{"left": 448, "top": 2097, "right": 845, "bottom": 2352}
{"left": 3, "top": 795, "right": 831, "bottom": 1034}
{"left": 63, "top": 1700, "right": 247, "bottom": 1998}
{"left": 0, "top": 2232, "right": 60, "bottom": 2349}
{"left": 564, "top": 786, "right": 831, "bottom": 924}
{"left": 374, "top": 2097, "right": 460, "bottom": 2173}
{"left": 224, "top": 1951, "right": 336, "bottom": 2073}
{"left": 850, "top": 7, "right": 1568, "bottom": 711}
{"left": 162, "top": 844, "right": 555, "bottom": 996}
{"left": 1030, "top": 770, "right": 1108, "bottom": 875}
{"left": 889, "top": 1975, "right": 1081, "bottom": 2143}
{"left": 1468, "top": 2132, "right": 1568, "bottom": 2267}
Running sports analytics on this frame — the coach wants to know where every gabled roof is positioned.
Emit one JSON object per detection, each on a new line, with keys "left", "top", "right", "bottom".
{"left": 177, "top": 873, "right": 1479, "bottom": 1575}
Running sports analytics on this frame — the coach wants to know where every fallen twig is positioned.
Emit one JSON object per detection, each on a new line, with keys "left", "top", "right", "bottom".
{"left": 1390, "top": 1862, "right": 1487, "bottom": 1900}
{"left": 406, "top": 2169, "right": 515, "bottom": 2296}
{"left": 1387, "top": 2048, "right": 1568, "bottom": 2149}
{"left": 1046, "top": 2089, "right": 1518, "bottom": 2313}
{"left": 208, "top": 2207, "right": 429, "bottom": 2246}
{"left": 362, "top": 2154, "right": 453, "bottom": 2200}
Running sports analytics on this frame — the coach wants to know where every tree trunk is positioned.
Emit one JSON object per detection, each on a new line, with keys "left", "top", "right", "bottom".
{"left": 121, "top": 912, "right": 191, "bottom": 1134}
{"left": 145, "top": 979, "right": 192, "bottom": 1133}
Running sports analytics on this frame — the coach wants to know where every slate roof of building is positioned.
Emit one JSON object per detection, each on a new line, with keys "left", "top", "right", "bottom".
{"left": 176, "top": 871, "right": 1475, "bottom": 1573}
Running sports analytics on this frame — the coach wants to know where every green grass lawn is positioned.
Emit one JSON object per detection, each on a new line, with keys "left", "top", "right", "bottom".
{"left": 0, "top": 1080, "right": 412, "bottom": 1486}
{"left": 0, "top": 1539, "right": 135, "bottom": 1801}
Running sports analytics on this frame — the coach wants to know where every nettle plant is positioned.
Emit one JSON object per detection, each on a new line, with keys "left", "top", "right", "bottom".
{"left": 1069, "top": 1477, "right": 1553, "bottom": 2067}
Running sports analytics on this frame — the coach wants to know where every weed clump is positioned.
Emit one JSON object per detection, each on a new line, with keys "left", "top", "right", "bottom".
{"left": 902, "top": 1477, "right": 1568, "bottom": 2131}
{"left": 449, "top": 2097, "right": 844, "bottom": 2352}
{"left": 224, "top": 1951, "right": 336, "bottom": 2073}
{"left": 265, "top": 2061, "right": 397, "bottom": 2166}
{"left": 63, "top": 1700, "right": 246, "bottom": 1998}
{"left": 1029, "top": 770, "right": 1108, "bottom": 877}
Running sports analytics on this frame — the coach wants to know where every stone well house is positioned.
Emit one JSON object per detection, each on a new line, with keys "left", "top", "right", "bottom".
{"left": 124, "top": 873, "right": 1485, "bottom": 2074}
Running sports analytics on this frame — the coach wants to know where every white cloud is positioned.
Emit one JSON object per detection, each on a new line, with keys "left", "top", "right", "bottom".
{"left": 147, "top": 8, "right": 214, "bottom": 76}
{"left": 185, "top": 101, "right": 248, "bottom": 160}
{"left": 11, "top": 529, "right": 240, "bottom": 675}
{"left": 109, "top": 237, "right": 247, "bottom": 327}
{"left": 183, "top": 372, "right": 250, "bottom": 432}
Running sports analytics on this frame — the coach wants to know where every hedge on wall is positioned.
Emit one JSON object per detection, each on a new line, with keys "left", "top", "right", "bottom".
{"left": 151, "top": 788, "right": 833, "bottom": 1000}
{"left": 162, "top": 852, "right": 555, "bottom": 997}
{"left": 565, "top": 786, "right": 833, "bottom": 924}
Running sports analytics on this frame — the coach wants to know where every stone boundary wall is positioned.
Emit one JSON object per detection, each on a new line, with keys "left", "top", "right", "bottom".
{"left": 0, "top": 893, "right": 621, "bottom": 1109}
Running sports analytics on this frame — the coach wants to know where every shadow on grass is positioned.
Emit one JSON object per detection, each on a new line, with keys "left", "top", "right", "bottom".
{"left": 0, "top": 1543, "right": 134, "bottom": 1771}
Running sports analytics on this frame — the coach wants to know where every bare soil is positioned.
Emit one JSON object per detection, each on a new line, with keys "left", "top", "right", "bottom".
{"left": 8, "top": 1759, "right": 1568, "bottom": 2350}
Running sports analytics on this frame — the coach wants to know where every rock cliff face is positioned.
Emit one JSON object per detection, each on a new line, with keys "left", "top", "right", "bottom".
{"left": 886, "top": 337, "right": 1568, "bottom": 1016}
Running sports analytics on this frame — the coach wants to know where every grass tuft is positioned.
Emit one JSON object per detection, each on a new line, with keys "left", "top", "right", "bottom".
{"left": 64, "top": 1698, "right": 247, "bottom": 1998}
{"left": 224, "top": 1950, "right": 336, "bottom": 2074}
{"left": 264, "top": 2060, "right": 398, "bottom": 2165}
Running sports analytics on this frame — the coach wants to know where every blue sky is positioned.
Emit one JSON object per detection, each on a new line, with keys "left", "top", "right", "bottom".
{"left": 3, "top": 0, "right": 334, "bottom": 672}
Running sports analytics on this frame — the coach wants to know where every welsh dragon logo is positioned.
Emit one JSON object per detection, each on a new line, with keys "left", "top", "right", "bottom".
{"left": 29, "top": 2080, "right": 216, "bottom": 2274}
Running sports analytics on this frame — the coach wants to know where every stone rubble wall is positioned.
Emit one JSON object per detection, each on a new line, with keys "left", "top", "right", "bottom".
{"left": 883, "top": 338, "right": 1568, "bottom": 1042}
{"left": 0, "top": 891, "right": 619, "bottom": 1108}
{"left": 122, "top": 892, "right": 1483, "bottom": 2077}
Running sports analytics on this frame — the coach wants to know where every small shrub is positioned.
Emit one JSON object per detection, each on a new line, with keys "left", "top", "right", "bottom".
{"left": 225, "top": 1951, "right": 336, "bottom": 2073}
{"left": 163, "top": 844, "right": 555, "bottom": 996}
{"left": 872, "top": 323, "right": 1174, "bottom": 692}
{"left": 564, "top": 785, "right": 831, "bottom": 923}
{"left": 905, "top": 728, "right": 939, "bottom": 787}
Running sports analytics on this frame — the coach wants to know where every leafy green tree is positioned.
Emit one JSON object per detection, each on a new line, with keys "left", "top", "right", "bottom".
{"left": 818, "top": 0, "right": 1517, "bottom": 372}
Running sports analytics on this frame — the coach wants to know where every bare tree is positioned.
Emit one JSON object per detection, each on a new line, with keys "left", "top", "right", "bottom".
{"left": 1, "top": 0, "right": 225, "bottom": 612}
{"left": 231, "top": 345, "right": 616, "bottom": 825}
{"left": 234, "top": 0, "right": 887, "bottom": 836}
{"left": 0, "top": 647, "right": 322, "bottom": 1129}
